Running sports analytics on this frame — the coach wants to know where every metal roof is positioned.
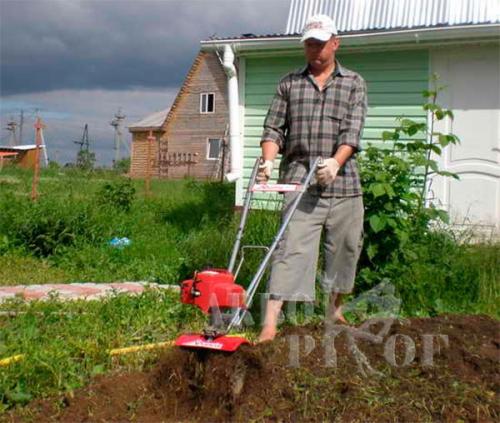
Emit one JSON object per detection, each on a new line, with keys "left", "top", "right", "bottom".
{"left": 285, "top": 0, "right": 500, "bottom": 33}
{"left": 0, "top": 145, "right": 45, "bottom": 151}
{"left": 128, "top": 108, "right": 169, "bottom": 131}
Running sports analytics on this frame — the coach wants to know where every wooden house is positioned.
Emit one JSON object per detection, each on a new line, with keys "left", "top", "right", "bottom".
{"left": 128, "top": 109, "right": 168, "bottom": 178}
{"left": 129, "top": 51, "right": 230, "bottom": 180}
{"left": 0, "top": 145, "right": 47, "bottom": 170}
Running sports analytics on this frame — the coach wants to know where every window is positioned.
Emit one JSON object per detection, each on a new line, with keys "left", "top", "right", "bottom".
{"left": 200, "top": 93, "right": 215, "bottom": 113}
{"left": 207, "top": 138, "right": 222, "bottom": 160}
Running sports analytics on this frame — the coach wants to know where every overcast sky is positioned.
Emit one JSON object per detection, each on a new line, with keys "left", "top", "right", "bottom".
{"left": 0, "top": 0, "right": 290, "bottom": 165}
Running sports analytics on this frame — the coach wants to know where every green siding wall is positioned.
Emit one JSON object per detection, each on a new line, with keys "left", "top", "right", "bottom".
{"left": 241, "top": 49, "right": 429, "bottom": 206}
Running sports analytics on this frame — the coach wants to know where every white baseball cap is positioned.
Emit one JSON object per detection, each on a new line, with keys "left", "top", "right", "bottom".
{"left": 301, "top": 14, "right": 338, "bottom": 42}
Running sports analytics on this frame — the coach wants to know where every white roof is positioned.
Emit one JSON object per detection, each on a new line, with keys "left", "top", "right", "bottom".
{"left": 286, "top": 0, "right": 500, "bottom": 33}
{"left": 0, "top": 144, "right": 46, "bottom": 151}
{"left": 128, "top": 108, "right": 169, "bottom": 130}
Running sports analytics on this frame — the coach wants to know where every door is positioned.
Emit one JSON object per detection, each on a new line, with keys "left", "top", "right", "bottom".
{"left": 429, "top": 44, "right": 500, "bottom": 236}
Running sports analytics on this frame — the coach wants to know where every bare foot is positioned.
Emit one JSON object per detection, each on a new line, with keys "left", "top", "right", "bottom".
{"left": 329, "top": 305, "right": 349, "bottom": 325}
{"left": 333, "top": 307, "right": 349, "bottom": 325}
{"left": 257, "top": 326, "right": 278, "bottom": 343}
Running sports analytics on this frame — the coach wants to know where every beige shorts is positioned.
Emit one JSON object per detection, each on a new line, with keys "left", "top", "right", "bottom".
{"left": 267, "top": 192, "right": 364, "bottom": 301}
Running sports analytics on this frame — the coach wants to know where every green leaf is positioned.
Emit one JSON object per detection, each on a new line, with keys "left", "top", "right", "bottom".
{"left": 384, "top": 184, "right": 396, "bottom": 198}
{"left": 382, "top": 131, "right": 394, "bottom": 141}
{"left": 428, "top": 161, "right": 439, "bottom": 172}
{"left": 438, "top": 134, "right": 450, "bottom": 147}
{"left": 407, "top": 126, "right": 418, "bottom": 136}
{"left": 401, "top": 118, "right": 416, "bottom": 127}
{"left": 386, "top": 218, "right": 397, "bottom": 228}
{"left": 395, "top": 229, "right": 410, "bottom": 244}
{"left": 423, "top": 103, "right": 438, "bottom": 111}
{"left": 438, "top": 134, "right": 459, "bottom": 147}
{"left": 435, "top": 109, "right": 445, "bottom": 120}
{"left": 422, "top": 90, "right": 436, "bottom": 99}
{"left": 371, "top": 183, "right": 386, "bottom": 198}
{"left": 369, "top": 214, "right": 387, "bottom": 233}
{"left": 438, "top": 170, "right": 460, "bottom": 180}
{"left": 366, "top": 244, "right": 378, "bottom": 260}
{"left": 429, "top": 144, "right": 442, "bottom": 155}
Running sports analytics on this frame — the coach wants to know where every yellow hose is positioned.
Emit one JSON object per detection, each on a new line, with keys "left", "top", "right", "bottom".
{"left": 108, "top": 340, "right": 174, "bottom": 356}
{"left": 0, "top": 354, "right": 24, "bottom": 367}
{"left": 0, "top": 333, "right": 250, "bottom": 366}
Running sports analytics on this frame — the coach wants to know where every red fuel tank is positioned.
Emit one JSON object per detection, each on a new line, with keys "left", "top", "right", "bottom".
{"left": 180, "top": 269, "right": 245, "bottom": 314}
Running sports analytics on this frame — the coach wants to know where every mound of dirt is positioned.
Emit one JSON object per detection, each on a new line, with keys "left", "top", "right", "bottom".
{"left": 9, "top": 314, "right": 500, "bottom": 422}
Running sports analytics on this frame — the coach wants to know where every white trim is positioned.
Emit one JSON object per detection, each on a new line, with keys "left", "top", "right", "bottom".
{"left": 0, "top": 144, "right": 46, "bottom": 151}
{"left": 200, "top": 92, "right": 215, "bottom": 114}
{"left": 236, "top": 56, "right": 246, "bottom": 206}
{"left": 206, "top": 138, "right": 222, "bottom": 160}
{"left": 200, "top": 24, "right": 500, "bottom": 53}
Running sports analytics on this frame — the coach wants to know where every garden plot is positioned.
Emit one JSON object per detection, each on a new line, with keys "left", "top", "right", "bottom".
{"left": 10, "top": 314, "right": 499, "bottom": 422}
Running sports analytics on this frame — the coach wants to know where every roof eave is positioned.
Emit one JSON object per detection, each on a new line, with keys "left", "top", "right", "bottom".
{"left": 128, "top": 127, "right": 165, "bottom": 133}
{"left": 200, "top": 24, "right": 500, "bottom": 53}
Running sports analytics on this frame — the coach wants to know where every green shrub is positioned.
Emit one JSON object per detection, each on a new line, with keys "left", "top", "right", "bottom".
{"left": 96, "top": 179, "right": 136, "bottom": 212}
{"left": 358, "top": 76, "right": 459, "bottom": 291}
{"left": 113, "top": 157, "right": 131, "bottom": 174}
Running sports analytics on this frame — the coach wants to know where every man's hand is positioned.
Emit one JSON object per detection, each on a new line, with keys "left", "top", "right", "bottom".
{"left": 256, "top": 160, "right": 274, "bottom": 184}
{"left": 316, "top": 158, "right": 340, "bottom": 186}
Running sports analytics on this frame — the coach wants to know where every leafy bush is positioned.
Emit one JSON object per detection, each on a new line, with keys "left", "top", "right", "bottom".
{"left": 113, "top": 157, "right": 131, "bottom": 174}
{"left": 96, "top": 179, "right": 136, "bottom": 212}
{"left": 358, "top": 76, "right": 460, "bottom": 290}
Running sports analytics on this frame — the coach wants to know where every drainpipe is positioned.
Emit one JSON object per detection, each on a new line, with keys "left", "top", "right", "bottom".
{"left": 222, "top": 44, "right": 242, "bottom": 182}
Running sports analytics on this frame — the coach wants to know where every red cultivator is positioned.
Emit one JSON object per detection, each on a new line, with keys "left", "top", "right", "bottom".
{"left": 175, "top": 157, "right": 321, "bottom": 352}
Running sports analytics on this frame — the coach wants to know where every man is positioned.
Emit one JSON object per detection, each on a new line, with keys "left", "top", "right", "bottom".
{"left": 257, "top": 14, "right": 367, "bottom": 342}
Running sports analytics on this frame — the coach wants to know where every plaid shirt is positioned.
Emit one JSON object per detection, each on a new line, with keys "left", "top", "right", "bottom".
{"left": 261, "top": 61, "right": 367, "bottom": 197}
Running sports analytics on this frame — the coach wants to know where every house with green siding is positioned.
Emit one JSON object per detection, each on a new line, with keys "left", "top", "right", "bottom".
{"left": 197, "top": 0, "right": 499, "bottom": 234}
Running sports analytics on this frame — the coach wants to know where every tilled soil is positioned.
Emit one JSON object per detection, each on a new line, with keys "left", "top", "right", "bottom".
{"left": 8, "top": 314, "right": 500, "bottom": 422}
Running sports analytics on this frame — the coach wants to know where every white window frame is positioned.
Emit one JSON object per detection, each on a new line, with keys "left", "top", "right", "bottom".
{"left": 206, "top": 138, "right": 222, "bottom": 160}
{"left": 200, "top": 92, "right": 215, "bottom": 114}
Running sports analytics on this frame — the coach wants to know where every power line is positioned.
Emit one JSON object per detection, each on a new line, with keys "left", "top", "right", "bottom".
{"left": 110, "top": 108, "right": 127, "bottom": 165}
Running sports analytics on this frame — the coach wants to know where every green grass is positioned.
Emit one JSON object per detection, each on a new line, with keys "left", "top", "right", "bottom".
{"left": 0, "top": 289, "right": 205, "bottom": 412}
{"left": 0, "top": 166, "right": 242, "bottom": 285}
{"left": 0, "top": 164, "right": 497, "bottom": 318}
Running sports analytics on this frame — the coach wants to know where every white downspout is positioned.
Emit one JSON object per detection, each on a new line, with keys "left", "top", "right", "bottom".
{"left": 222, "top": 44, "right": 242, "bottom": 182}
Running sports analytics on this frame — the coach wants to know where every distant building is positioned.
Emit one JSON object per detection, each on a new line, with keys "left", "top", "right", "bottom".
{"left": 128, "top": 109, "right": 168, "bottom": 178}
{"left": 0, "top": 145, "right": 47, "bottom": 170}
{"left": 129, "top": 51, "right": 230, "bottom": 180}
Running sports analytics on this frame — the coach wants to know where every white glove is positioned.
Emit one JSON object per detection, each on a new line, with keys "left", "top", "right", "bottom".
{"left": 316, "top": 158, "right": 340, "bottom": 186}
{"left": 256, "top": 160, "right": 274, "bottom": 184}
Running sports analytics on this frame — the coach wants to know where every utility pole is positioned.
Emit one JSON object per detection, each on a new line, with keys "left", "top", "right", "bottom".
{"left": 74, "top": 124, "right": 94, "bottom": 169}
{"left": 19, "top": 110, "right": 24, "bottom": 145}
{"left": 31, "top": 117, "right": 45, "bottom": 201}
{"left": 5, "top": 118, "right": 18, "bottom": 146}
{"left": 74, "top": 124, "right": 90, "bottom": 153}
{"left": 110, "top": 108, "right": 126, "bottom": 166}
{"left": 145, "top": 130, "right": 155, "bottom": 197}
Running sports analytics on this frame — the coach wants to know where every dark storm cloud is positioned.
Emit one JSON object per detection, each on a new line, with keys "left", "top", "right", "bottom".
{"left": 0, "top": 0, "right": 291, "bottom": 95}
